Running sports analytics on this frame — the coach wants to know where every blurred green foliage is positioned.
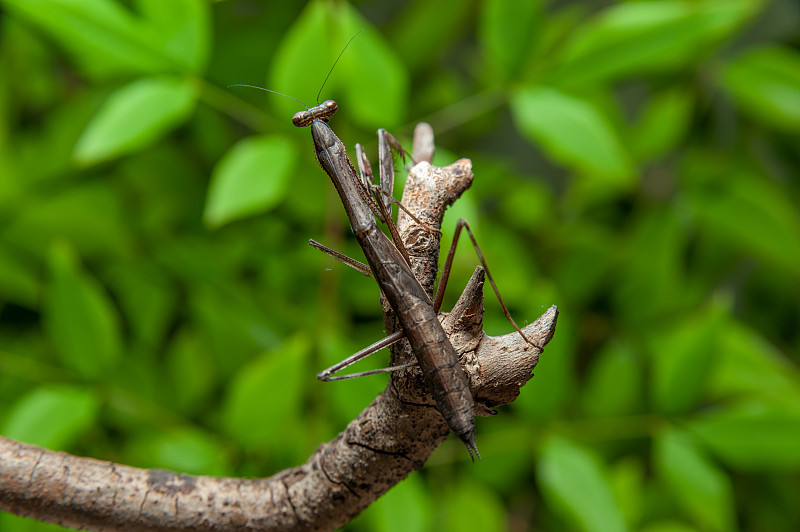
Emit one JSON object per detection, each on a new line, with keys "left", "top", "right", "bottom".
{"left": 1, "top": 0, "right": 799, "bottom": 531}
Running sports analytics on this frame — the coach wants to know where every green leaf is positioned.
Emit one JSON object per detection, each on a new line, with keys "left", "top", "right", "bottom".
{"left": 44, "top": 241, "right": 122, "bottom": 378}
{"left": 497, "top": 177, "right": 554, "bottom": 233}
{"left": 187, "top": 285, "right": 265, "bottom": 376}
{"left": 614, "top": 208, "right": 685, "bottom": 323}
{"left": 13, "top": 87, "right": 101, "bottom": 185}
{"left": 629, "top": 89, "right": 694, "bottom": 162}
{"left": 222, "top": 336, "right": 309, "bottom": 452}
{"left": 723, "top": 45, "right": 800, "bottom": 131}
{"left": 641, "top": 522, "right": 700, "bottom": 532}
{"left": 609, "top": 458, "right": 645, "bottom": 527}
{"left": 511, "top": 86, "right": 634, "bottom": 185}
{"left": 0, "top": 246, "right": 40, "bottom": 307}
{"left": 709, "top": 319, "right": 800, "bottom": 407}
{"left": 552, "top": 225, "right": 617, "bottom": 303}
{"left": 688, "top": 402, "right": 800, "bottom": 470}
{"left": 165, "top": 327, "right": 218, "bottom": 416}
{"left": 269, "top": 0, "right": 408, "bottom": 128}
{"left": 683, "top": 159, "right": 800, "bottom": 277}
{"left": 203, "top": 135, "right": 297, "bottom": 227}
{"left": 74, "top": 76, "right": 198, "bottom": 165}
{"left": 441, "top": 477, "right": 507, "bottom": 532}
{"left": 105, "top": 261, "right": 177, "bottom": 350}
{"left": 134, "top": 0, "right": 210, "bottom": 73}
{"left": 388, "top": 0, "right": 474, "bottom": 72}
{"left": 124, "top": 426, "right": 229, "bottom": 476}
{"left": 335, "top": 3, "right": 408, "bottom": 129}
{"left": 117, "top": 142, "right": 206, "bottom": 231}
{"left": 366, "top": 474, "right": 433, "bottom": 532}
{"left": 0, "top": 514, "right": 70, "bottom": 532}
{"left": 2, "top": 385, "right": 100, "bottom": 449}
{"left": 0, "top": 513, "right": 64, "bottom": 532}
{"left": 538, "top": 437, "right": 628, "bottom": 532}
{"left": 548, "top": 0, "right": 760, "bottom": 87}
{"left": 654, "top": 429, "right": 735, "bottom": 532}
{"left": 648, "top": 305, "right": 724, "bottom": 414}
{"left": 580, "top": 341, "right": 642, "bottom": 418}
{"left": 267, "top": 0, "right": 331, "bottom": 120}
{"left": 469, "top": 433, "right": 535, "bottom": 496}
{"left": 0, "top": 0, "right": 208, "bottom": 77}
{"left": 0, "top": 181, "right": 130, "bottom": 259}
{"left": 478, "top": 0, "right": 542, "bottom": 80}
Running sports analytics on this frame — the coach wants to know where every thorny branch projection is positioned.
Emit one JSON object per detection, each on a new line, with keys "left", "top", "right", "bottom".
{"left": 0, "top": 124, "right": 557, "bottom": 531}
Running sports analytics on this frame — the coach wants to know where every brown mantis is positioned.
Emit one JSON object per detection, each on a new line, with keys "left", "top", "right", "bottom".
{"left": 297, "top": 99, "right": 538, "bottom": 461}
{"left": 236, "top": 38, "right": 535, "bottom": 461}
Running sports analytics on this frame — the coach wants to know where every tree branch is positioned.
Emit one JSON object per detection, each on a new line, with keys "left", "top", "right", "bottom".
{"left": 0, "top": 123, "right": 558, "bottom": 531}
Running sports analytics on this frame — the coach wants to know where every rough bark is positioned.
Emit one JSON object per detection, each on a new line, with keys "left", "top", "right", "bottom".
{"left": 0, "top": 123, "right": 558, "bottom": 531}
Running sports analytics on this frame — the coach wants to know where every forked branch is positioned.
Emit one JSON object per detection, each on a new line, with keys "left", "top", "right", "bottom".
{"left": 0, "top": 124, "right": 557, "bottom": 531}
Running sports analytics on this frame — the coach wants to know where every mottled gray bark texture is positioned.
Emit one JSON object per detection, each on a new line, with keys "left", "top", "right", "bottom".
{"left": 0, "top": 124, "right": 557, "bottom": 531}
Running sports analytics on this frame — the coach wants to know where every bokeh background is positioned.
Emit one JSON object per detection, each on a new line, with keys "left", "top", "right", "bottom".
{"left": 1, "top": 0, "right": 800, "bottom": 531}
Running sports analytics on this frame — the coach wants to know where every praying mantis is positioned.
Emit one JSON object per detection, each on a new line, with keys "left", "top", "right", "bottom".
{"left": 237, "top": 37, "right": 540, "bottom": 460}
{"left": 292, "top": 100, "right": 536, "bottom": 462}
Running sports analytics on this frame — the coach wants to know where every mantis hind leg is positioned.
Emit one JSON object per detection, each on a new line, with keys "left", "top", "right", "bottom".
{"left": 435, "top": 218, "right": 538, "bottom": 347}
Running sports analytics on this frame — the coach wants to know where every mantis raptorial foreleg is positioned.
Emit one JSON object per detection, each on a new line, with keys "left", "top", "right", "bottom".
{"left": 356, "top": 138, "right": 441, "bottom": 236}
